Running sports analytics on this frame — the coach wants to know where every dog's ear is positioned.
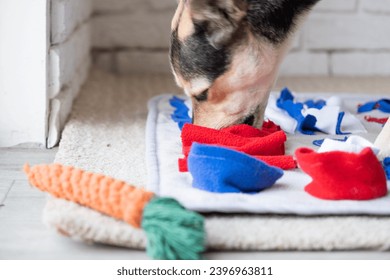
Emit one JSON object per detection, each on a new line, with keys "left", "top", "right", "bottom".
{"left": 189, "top": 0, "right": 247, "bottom": 49}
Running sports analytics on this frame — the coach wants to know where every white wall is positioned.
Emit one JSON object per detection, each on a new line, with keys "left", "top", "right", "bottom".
{"left": 92, "top": 0, "right": 390, "bottom": 77}
{"left": 0, "top": 0, "right": 49, "bottom": 147}
{"left": 0, "top": 0, "right": 92, "bottom": 148}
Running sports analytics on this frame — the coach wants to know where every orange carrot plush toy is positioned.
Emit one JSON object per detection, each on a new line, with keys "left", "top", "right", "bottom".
{"left": 24, "top": 163, "right": 205, "bottom": 260}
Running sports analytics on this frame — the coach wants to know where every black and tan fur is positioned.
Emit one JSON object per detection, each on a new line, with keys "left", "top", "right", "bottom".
{"left": 170, "top": 0, "right": 320, "bottom": 128}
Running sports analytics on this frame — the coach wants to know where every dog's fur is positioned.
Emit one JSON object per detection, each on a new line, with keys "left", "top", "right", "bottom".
{"left": 170, "top": 0, "right": 320, "bottom": 129}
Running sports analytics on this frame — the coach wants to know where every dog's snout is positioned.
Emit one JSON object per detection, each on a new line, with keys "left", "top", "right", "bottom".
{"left": 242, "top": 114, "right": 255, "bottom": 126}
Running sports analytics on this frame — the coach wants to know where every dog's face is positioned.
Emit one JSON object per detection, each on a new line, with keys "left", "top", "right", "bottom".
{"left": 170, "top": 0, "right": 294, "bottom": 129}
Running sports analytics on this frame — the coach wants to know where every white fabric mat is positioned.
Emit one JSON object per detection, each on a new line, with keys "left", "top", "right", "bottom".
{"left": 146, "top": 93, "right": 390, "bottom": 215}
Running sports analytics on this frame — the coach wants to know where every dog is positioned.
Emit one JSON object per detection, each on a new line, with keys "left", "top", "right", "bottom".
{"left": 170, "top": 0, "right": 320, "bottom": 129}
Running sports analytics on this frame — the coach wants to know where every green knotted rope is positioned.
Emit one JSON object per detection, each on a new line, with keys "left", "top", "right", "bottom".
{"left": 142, "top": 197, "right": 205, "bottom": 260}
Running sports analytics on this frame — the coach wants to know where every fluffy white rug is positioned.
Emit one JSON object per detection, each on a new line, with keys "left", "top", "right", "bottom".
{"left": 45, "top": 69, "right": 390, "bottom": 251}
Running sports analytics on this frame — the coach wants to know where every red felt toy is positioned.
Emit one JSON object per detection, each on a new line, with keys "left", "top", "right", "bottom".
{"left": 295, "top": 147, "right": 387, "bottom": 200}
{"left": 364, "top": 115, "right": 389, "bottom": 125}
{"left": 179, "top": 122, "right": 296, "bottom": 172}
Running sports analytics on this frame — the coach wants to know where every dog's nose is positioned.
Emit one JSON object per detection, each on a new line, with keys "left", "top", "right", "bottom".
{"left": 242, "top": 114, "right": 255, "bottom": 126}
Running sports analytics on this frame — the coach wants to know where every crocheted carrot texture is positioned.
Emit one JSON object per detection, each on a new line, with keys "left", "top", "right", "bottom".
{"left": 24, "top": 163, "right": 154, "bottom": 228}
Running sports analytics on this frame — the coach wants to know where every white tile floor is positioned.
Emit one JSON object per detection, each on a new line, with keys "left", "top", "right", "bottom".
{"left": 1, "top": 147, "right": 390, "bottom": 260}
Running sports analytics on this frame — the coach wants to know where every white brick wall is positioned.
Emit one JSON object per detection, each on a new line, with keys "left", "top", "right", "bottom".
{"left": 48, "top": 0, "right": 92, "bottom": 147}
{"left": 361, "top": 0, "right": 390, "bottom": 13}
{"left": 279, "top": 52, "right": 328, "bottom": 76}
{"left": 49, "top": 22, "right": 91, "bottom": 98}
{"left": 92, "top": 0, "right": 175, "bottom": 73}
{"left": 92, "top": 12, "right": 171, "bottom": 49}
{"left": 314, "top": 0, "right": 357, "bottom": 12}
{"left": 52, "top": 0, "right": 92, "bottom": 44}
{"left": 280, "top": 0, "right": 390, "bottom": 76}
{"left": 331, "top": 52, "right": 390, "bottom": 76}
{"left": 93, "top": 0, "right": 176, "bottom": 13}
{"left": 91, "top": 0, "right": 390, "bottom": 77}
{"left": 304, "top": 14, "right": 390, "bottom": 50}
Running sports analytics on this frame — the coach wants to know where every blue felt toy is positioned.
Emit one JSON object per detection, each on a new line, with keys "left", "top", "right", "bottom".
{"left": 383, "top": 157, "right": 390, "bottom": 180}
{"left": 276, "top": 88, "right": 318, "bottom": 135}
{"left": 335, "top": 112, "right": 350, "bottom": 135}
{"left": 312, "top": 136, "right": 349, "bottom": 147}
{"left": 169, "top": 96, "right": 192, "bottom": 130}
{"left": 304, "top": 99, "right": 326, "bottom": 110}
{"left": 358, "top": 99, "right": 390, "bottom": 113}
{"left": 187, "top": 143, "right": 284, "bottom": 194}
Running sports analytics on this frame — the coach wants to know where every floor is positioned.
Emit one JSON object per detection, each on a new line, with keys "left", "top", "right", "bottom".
{"left": 1, "top": 147, "right": 390, "bottom": 260}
